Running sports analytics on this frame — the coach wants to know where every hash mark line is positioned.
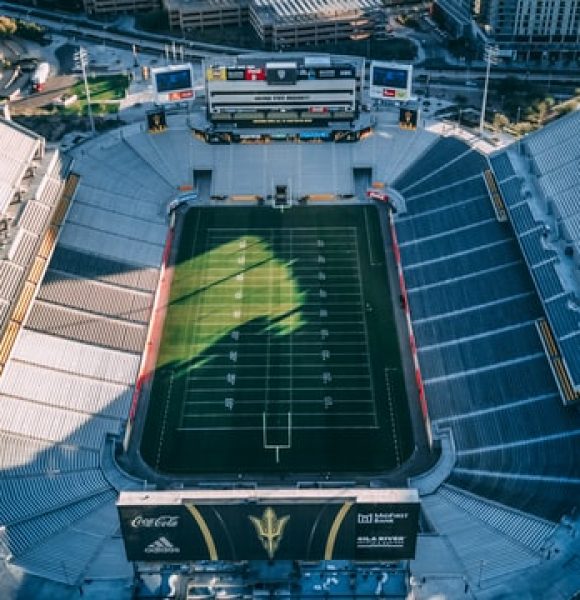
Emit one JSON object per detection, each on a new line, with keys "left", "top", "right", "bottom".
{"left": 186, "top": 374, "right": 372, "bottom": 381}
{"left": 207, "top": 226, "right": 359, "bottom": 232}
{"left": 184, "top": 386, "right": 373, "bottom": 393}
{"left": 183, "top": 361, "right": 371, "bottom": 370}
{"left": 179, "top": 208, "right": 202, "bottom": 426}
{"left": 156, "top": 371, "right": 174, "bottom": 470}
{"left": 353, "top": 233, "right": 379, "bottom": 428}
{"left": 364, "top": 206, "right": 381, "bottom": 266}
{"left": 264, "top": 230, "right": 273, "bottom": 417}
{"left": 183, "top": 412, "right": 377, "bottom": 420}
{"left": 176, "top": 425, "right": 381, "bottom": 432}
{"left": 182, "top": 398, "right": 375, "bottom": 406}
{"left": 385, "top": 368, "right": 401, "bottom": 467}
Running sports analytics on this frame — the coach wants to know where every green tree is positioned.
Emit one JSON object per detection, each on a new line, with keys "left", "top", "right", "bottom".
{"left": 493, "top": 112, "right": 509, "bottom": 129}
{"left": 0, "top": 16, "right": 17, "bottom": 38}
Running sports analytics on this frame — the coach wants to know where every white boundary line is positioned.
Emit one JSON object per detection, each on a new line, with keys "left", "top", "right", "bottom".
{"left": 176, "top": 223, "right": 378, "bottom": 436}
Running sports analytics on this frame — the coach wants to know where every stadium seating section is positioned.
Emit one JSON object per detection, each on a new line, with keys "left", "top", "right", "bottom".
{"left": 0, "top": 114, "right": 577, "bottom": 588}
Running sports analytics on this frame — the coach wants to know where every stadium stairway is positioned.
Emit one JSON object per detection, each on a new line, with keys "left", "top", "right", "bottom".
{"left": 147, "top": 125, "right": 197, "bottom": 188}
{"left": 121, "top": 126, "right": 182, "bottom": 188}
{"left": 392, "top": 136, "right": 580, "bottom": 524}
{"left": 421, "top": 486, "right": 547, "bottom": 585}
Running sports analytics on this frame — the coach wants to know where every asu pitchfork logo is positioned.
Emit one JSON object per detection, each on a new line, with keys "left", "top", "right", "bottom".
{"left": 249, "top": 507, "right": 290, "bottom": 559}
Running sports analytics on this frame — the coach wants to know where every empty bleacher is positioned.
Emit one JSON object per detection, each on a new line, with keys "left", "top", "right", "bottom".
{"left": 393, "top": 135, "right": 580, "bottom": 522}
{"left": 0, "top": 113, "right": 576, "bottom": 592}
{"left": 493, "top": 112, "right": 580, "bottom": 402}
{"left": 0, "top": 126, "right": 166, "bottom": 584}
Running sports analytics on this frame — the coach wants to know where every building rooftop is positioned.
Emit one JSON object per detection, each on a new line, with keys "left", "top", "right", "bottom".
{"left": 251, "top": 0, "right": 383, "bottom": 26}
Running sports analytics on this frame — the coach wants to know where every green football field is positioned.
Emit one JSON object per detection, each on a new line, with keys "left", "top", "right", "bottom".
{"left": 141, "top": 205, "right": 413, "bottom": 475}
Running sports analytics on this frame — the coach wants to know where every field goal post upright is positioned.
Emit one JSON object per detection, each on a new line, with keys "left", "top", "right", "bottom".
{"left": 263, "top": 411, "right": 292, "bottom": 463}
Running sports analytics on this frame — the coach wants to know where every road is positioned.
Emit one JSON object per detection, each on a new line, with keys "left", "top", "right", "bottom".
{"left": 9, "top": 75, "right": 78, "bottom": 114}
{"left": 0, "top": 1, "right": 240, "bottom": 61}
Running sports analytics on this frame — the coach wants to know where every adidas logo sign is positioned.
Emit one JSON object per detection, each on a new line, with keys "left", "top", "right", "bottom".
{"left": 144, "top": 536, "right": 180, "bottom": 554}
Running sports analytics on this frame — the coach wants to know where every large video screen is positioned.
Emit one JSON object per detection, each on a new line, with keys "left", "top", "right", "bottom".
{"left": 155, "top": 68, "right": 192, "bottom": 93}
{"left": 118, "top": 494, "right": 420, "bottom": 562}
{"left": 369, "top": 62, "right": 412, "bottom": 101}
{"left": 372, "top": 66, "right": 408, "bottom": 89}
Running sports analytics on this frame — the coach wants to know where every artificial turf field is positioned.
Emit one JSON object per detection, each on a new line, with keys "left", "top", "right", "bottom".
{"left": 141, "top": 205, "right": 413, "bottom": 475}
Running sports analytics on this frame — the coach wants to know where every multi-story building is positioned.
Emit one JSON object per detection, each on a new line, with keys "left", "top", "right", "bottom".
{"left": 435, "top": 0, "right": 580, "bottom": 61}
{"left": 83, "top": 0, "right": 160, "bottom": 14}
{"left": 249, "top": 0, "right": 382, "bottom": 49}
{"left": 162, "top": 0, "right": 383, "bottom": 48}
{"left": 162, "top": 0, "right": 248, "bottom": 34}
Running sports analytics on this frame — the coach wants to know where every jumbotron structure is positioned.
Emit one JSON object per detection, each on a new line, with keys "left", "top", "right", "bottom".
{"left": 0, "top": 54, "right": 578, "bottom": 599}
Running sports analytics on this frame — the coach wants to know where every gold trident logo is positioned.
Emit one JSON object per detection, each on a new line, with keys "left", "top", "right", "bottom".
{"left": 249, "top": 507, "right": 290, "bottom": 560}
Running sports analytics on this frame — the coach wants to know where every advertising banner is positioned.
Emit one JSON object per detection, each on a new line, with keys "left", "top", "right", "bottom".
{"left": 118, "top": 492, "right": 419, "bottom": 562}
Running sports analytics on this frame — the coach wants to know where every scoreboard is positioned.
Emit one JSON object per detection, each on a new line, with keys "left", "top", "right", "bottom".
{"left": 152, "top": 64, "right": 195, "bottom": 104}
{"left": 369, "top": 62, "right": 412, "bottom": 102}
{"left": 118, "top": 489, "right": 419, "bottom": 563}
{"left": 205, "top": 57, "right": 359, "bottom": 126}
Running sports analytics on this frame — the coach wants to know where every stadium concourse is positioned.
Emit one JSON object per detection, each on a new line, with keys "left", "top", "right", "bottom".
{"left": 0, "top": 106, "right": 578, "bottom": 600}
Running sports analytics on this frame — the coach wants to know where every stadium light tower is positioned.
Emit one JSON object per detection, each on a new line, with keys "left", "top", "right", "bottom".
{"left": 479, "top": 45, "right": 499, "bottom": 136}
{"left": 74, "top": 47, "right": 96, "bottom": 137}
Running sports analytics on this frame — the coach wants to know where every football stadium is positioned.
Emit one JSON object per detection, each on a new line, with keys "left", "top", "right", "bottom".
{"left": 0, "top": 54, "right": 578, "bottom": 600}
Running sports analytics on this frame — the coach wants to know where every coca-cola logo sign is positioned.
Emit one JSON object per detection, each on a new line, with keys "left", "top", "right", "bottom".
{"left": 131, "top": 515, "right": 179, "bottom": 528}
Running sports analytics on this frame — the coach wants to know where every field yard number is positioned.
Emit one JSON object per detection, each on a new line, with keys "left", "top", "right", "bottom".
{"left": 322, "top": 372, "right": 332, "bottom": 384}
{"left": 226, "top": 373, "right": 236, "bottom": 385}
{"left": 324, "top": 396, "right": 333, "bottom": 409}
{"left": 317, "top": 239, "right": 324, "bottom": 248}
{"left": 225, "top": 397, "right": 234, "bottom": 410}
{"left": 231, "top": 330, "right": 240, "bottom": 341}
{"left": 229, "top": 350, "right": 238, "bottom": 362}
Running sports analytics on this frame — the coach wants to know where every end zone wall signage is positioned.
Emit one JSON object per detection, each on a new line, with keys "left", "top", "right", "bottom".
{"left": 117, "top": 489, "right": 419, "bottom": 562}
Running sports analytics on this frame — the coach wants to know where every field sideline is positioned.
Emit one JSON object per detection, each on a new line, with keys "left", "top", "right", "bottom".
{"left": 141, "top": 205, "right": 413, "bottom": 475}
